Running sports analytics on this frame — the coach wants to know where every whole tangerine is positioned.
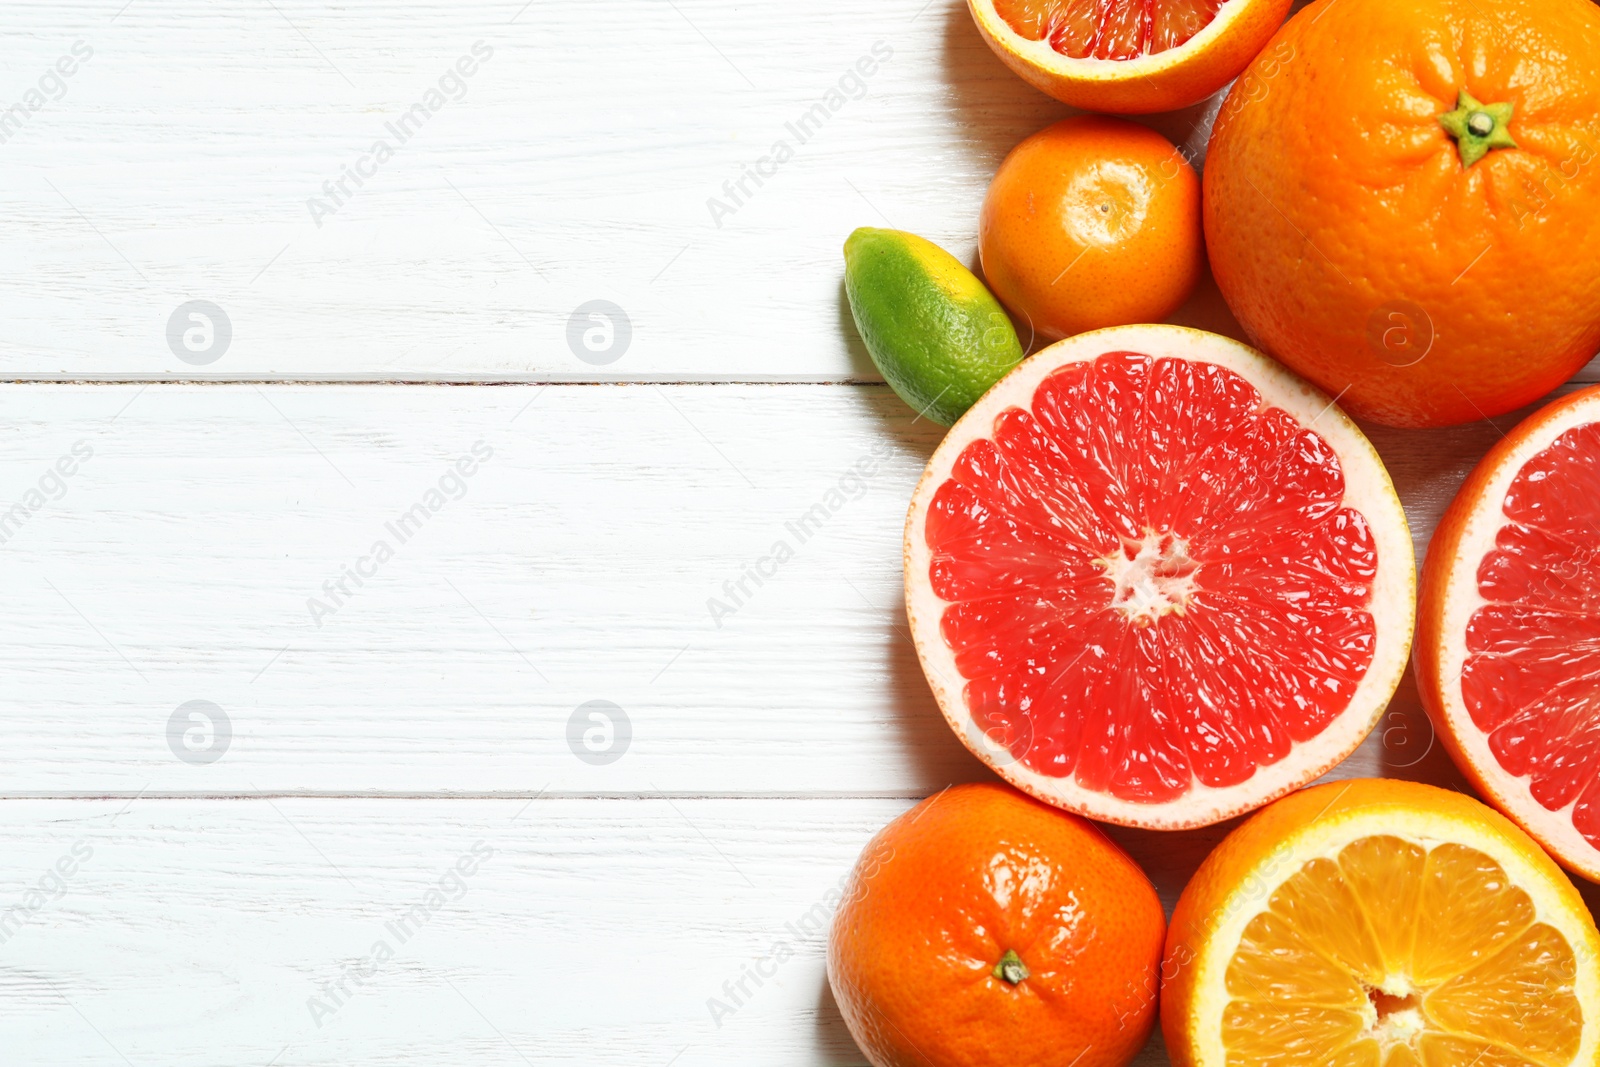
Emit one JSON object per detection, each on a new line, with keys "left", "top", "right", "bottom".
{"left": 980, "top": 116, "right": 1203, "bottom": 342}
{"left": 827, "top": 782, "right": 1165, "bottom": 1067}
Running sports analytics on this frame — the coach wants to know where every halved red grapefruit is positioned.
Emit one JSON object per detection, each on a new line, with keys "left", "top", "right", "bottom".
{"left": 905, "top": 325, "right": 1414, "bottom": 830}
{"left": 1418, "top": 385, "right": 1600, "bottom": 881}
{"left": 968, "top": 0, "right": 1294, "bottom": 114}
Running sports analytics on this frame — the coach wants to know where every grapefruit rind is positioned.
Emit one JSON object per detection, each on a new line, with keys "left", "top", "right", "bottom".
{"left": 904, "top": 325, "right": 1415, "bottom": 830}
{"left": 966, "top": 0, "right": 1293, "bottom": 113}
{"left": 1163, "top": 780, "right": 1600, "bottom": 1067}
{"left": 1418, "top": 385, "right": 1600, "bottom": 882}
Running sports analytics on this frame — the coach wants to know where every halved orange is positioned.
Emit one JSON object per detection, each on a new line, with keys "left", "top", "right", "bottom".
{"left": 968, "top": 0, "right": 1294, "bottom": 114}
{"left": 1162, "top": 778, "right": 1600, "bottom": 1067}
{"left": 1418, "top": 385, "right": 1600, "bottom": 881}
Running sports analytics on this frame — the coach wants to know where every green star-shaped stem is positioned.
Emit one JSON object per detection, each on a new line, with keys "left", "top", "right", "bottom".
{"left": 992, "top": 949, "right": 1029, "bottom": 985}
{"left": 1439, "top": 89, "right": 1518, "bottom": 167}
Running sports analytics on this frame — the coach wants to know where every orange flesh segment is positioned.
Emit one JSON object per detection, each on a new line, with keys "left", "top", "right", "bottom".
{"left": 992, "top": 0, "right": 1227, "bottom": 60}
{"left": 1223, "top": 836, "right": 1582, "bottom": 1067}
{"left": 1462, "top": 421, "right": 1600, "bottom": 850}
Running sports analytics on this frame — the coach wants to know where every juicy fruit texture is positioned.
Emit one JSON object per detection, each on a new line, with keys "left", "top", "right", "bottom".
{"left": 906, "top": 325, "right": 1414, "bottom": 829}
{"left": 844, "top": 227, "right": 1024, "bottom": 427}
{"left": 1162, "top": 780, "right": 1600, "bottom": 1067}
{"left": 979, "top": 116, "right": 1202, "bottom": 341}
{"left": 994, "top": 0, "right": 1226, "bottom": 59}
{"left": 1418, "top": 385, "right": 1600, "bottom": 881}
{"left": 1204, "top": 0, "right": 1600, "bottom": 427}
{"left": 966, "top": 0, "right": 1292, "bottom": 114}
{"left": 1464, "top": 421, "right": 1600, "bottom": 851}
{"left": 827, "top": 782, "right": 1165, "bottom": 1067}
{"left": 1225, "top": 837, "right": 1581, "bottom": 1066}
{"left": 927, "top": 352, "right": 1376, "bottom": 803}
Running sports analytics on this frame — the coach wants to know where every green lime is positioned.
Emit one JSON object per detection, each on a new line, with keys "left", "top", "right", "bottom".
{"left": 844, "top": 227, "right": 1024, "bottom": 427}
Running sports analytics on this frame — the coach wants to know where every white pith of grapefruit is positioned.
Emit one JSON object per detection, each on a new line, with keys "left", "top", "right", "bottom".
{"left": 904, "top": 325, "right": 1414, "bottom": 830}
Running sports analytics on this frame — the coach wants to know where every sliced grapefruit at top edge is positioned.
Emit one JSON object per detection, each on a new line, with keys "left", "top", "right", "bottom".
{"left": 1419, "top": 384, "right": 1600, "bottom": 882}
{"left": 967, "top": 0, "right": 1294, "bottom": 114}
{"left": 905, "top": 325, "right": 1415, "bottom": 830}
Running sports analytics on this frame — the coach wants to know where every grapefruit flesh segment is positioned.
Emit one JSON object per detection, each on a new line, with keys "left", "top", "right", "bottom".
{"left": 992, "top": 0, "right": 1227, "bottom": 59}
{"left": 1222, "top": 836, "right": 1582, "bottom": 1067}
{"left": 1461, "top": 421, "right": 1600, "bottom": 851}
{"left": 924, "top": 351, "right": 1378, "bottom": 805}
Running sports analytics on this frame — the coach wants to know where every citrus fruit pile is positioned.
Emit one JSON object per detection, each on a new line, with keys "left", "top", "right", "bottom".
{"left": 831, "top": 0, "right": 1600, "bottom": 1064}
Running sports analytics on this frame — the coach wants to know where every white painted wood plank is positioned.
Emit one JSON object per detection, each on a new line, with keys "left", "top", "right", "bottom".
{"left": 0, "top": 797, "right": 911, "bottom": 1066}
{"left": 1, "top": 0, "right": 1240, "bottom": 381}
{"left": 0, "top": 0, "right": 1034, "bottom": 379}
{"left": 0, "top": 382, "right": 963, "bottom": 792}
{"left": 0, "top": 381, "right": 1569, "bottom": 794}
{"left": 6, "top": 788, "right": 1596, "bottom": 1065}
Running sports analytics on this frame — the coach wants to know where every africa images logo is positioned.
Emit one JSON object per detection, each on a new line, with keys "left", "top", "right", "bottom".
{"left": 306, "top": 41, "right": 494, "bottom": 227}
{"left": 705, "top": 40, "right": 892, "bottom": 229}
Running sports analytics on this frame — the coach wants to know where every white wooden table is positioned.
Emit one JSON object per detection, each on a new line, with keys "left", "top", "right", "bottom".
{"left": 5, "top": 1, "right": 1600, "bottom": 1063}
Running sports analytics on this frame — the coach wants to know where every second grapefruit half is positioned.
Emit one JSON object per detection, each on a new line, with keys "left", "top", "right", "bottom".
{"left": 1419, "top": 384, "right": 1600, "bottom": 881}
{"left": 904, "top": 325, "right": 1414, "bottom": 829}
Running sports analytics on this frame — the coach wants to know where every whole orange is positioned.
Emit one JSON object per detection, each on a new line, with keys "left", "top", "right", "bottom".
{"left": 827, "top": 782, "right": 1165, "bottom": 1067}
{"left": 1204, "top": 0, "right": 1600, "bottom": 428}
{"left": 979, "top": 116, "right": 1202, "bottom": 342}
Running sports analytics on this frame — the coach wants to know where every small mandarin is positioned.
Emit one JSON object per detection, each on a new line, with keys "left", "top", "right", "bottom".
{"left": 979, "top": 116, "right": 1203, "bottom": 342}
{"left": 827, "top": 781, "right": 1165, "bottom": 1067}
